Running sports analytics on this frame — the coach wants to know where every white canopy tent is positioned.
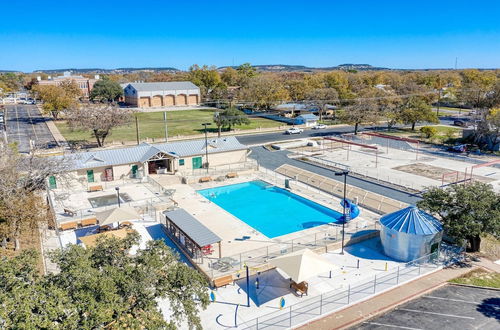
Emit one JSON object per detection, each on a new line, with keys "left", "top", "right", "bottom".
{"left": 96, "top": 206, "right": 140, "bottom": 227}
{"left": 269, "top": 248, "right": 337, "bottom": 283}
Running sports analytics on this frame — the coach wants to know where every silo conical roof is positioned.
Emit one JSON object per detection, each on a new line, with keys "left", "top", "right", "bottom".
{"left": 380, "top": 206, "right": 442, "bottom": 235}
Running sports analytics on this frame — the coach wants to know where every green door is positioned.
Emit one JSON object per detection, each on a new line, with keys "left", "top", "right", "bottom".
{"left": 131, "top": 165, "right": 138, "bottom": 178}
{"left": 86, "top": 170, "right": 94, "bottom": 183}
{"left": 48, "top": 176, "right": 57, "bottom": 189}
{"left": 192, "top": 157, "right": 202, "bottom": 169}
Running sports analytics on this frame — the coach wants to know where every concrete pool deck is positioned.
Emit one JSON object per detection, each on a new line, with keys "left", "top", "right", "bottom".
{"left": 174, "top": 237, "right": 440, "bottom": 330}
{"left": 169, "top": 174, "right": 378, "bottom": 257}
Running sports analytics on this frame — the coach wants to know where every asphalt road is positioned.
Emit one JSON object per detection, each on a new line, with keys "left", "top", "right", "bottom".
{"left": 4, "top": 104, "right": 56, "bottom": 153}
{"left": 237, "top": 117, "right": 462, "bottom": 147}
{"left": 353, "top": 285, "right": 500, "bottom": 330}
{"left": 249, "top": 146, "right": 421, "bottom": 205}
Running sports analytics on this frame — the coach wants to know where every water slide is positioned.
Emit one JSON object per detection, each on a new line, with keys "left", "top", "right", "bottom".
{"left": 340, "top": 198, "right": 360, "bottom": 222}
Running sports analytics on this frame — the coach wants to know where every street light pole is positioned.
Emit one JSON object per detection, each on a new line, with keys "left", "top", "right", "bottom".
{"left": 115, "top": 187, "right": 121, "bottom": 208}
{"left": 335, "top": 170, "right": 349, "bottom": 255}
{"left": 202, "top": 122, "right": 211, "bottom": 173}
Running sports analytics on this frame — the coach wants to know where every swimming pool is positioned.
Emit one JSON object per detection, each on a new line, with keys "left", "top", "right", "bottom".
{"left": 198, "top": 180, "right": 342, "bottom": 238}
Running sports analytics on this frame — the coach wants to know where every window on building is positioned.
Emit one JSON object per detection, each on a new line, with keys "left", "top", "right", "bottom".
{"left": 179, "top": 159, "right": 185, "bottom": 166}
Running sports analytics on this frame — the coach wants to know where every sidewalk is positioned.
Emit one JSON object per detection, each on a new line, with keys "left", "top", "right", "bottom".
{"left": 297, "top": 265, "right": 476, "bottom": 330}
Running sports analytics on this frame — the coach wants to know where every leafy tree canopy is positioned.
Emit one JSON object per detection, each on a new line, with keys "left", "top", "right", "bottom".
{"left": 213, "top": 107, "right": 250, "bottom": 137}
{"left": 0, "top": 233, "right": 209, "bottom": 329}
{"left": 417, "top": 182, "right": 500, "bottom": 252}
{"left": 90, "top": 77, "right": 124, "bottom": 102}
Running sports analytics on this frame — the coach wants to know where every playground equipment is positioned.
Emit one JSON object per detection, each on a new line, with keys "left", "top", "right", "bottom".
{"left": 340, "top": 198, "right": 360, "bottom": 222}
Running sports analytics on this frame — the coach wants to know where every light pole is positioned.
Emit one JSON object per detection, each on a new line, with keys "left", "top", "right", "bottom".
{"left": 335, "top": 170, "right": 349, "bottom": 255}
{"left": 115, "top": 186, "right": 121, "bottom": 208}
{"left": 202, "top": 122, "right": 211, "bottom": 173}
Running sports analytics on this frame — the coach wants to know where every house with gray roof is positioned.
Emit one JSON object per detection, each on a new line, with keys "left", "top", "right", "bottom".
{"left": 51, "top": 136, "right": 248, "bottom": 186}
{"left": 123, "top": 81, "right": 200, "bottom": 108}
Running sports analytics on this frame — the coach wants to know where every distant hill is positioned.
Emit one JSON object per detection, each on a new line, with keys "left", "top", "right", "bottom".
{"left": 218, "top": 63, "right": 390, "bottom": 72}
{"left": 33, "top": 67, "right": 180, "bottom": 74}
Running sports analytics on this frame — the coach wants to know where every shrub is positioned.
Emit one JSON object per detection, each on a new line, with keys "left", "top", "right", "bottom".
{"left": 420, "top": 126, "right": 438, "bottom": 138}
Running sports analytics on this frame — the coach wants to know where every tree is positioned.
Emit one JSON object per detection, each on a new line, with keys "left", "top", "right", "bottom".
{"left": 213, "top": 107, "right": 250, "bottom": 137}
{"left": 188, "top": 65, "right": 225, "bottom": 100}
{"left": 304, "top": 88, "right": 339, "bottom": 120}
{"left": 32, "top": 81, "right": 81, "bottom": 119}
{"left": 66, "top": 103, "right": 132, "bottom": 147}
{"left": 341, "top": 87, "right": 385, "bottom": 134}
{"left": 417, "top": 182, "right": 500, "bottom": 252}
{"left": 239, "top": 75, "right": 289, "bottom": 109}
{"left": 89, "top": 77, "right": 123, "bottom": 102}
{"left": 0, "top": 145, "right": 68, "bottom": 250}
{"left": 399, "top": 96, "right": 438, "bottom": 130}
{"left": 0, "top": 234, "right": 209, "bottom": 329}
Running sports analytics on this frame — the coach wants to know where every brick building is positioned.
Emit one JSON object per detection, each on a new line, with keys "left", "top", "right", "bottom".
{"left": 123, "top": 81, "right": 200, "bottom": 108}
{"left": 37, "top": 71, "right": 98, "bottom": 97}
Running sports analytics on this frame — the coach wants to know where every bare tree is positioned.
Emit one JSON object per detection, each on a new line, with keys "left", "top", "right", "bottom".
{"left": 66, "top": 103, "right": 133, "bottom": 147}
{"left": 304, "top": 88, "right": 339, "bottom": 121}
{"left": 0, "top": 145, "right": 70, "bottom": 250}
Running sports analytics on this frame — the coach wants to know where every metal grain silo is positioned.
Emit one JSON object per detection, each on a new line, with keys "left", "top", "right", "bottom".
{"left": 379, "top": 206, "right": 443, "bottom": 262}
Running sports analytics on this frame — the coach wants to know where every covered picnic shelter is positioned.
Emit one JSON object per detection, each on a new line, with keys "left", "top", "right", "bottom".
{"left": 163, "top": 209, "right": 222, "bottom": 259}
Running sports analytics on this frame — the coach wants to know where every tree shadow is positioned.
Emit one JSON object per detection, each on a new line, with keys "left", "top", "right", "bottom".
{"left": 476, "top": 297, "right": 500, "bottom": 320}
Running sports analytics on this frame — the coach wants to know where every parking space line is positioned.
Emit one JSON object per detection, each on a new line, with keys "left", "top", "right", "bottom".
{"left": 363, "top": 321, "right": 423, "bottom": 330}
{"left": 398, "top": 308, "right": 475, "bottom": 320}
{"left": 423, "top": 295, "right": 481, "bottom": 304}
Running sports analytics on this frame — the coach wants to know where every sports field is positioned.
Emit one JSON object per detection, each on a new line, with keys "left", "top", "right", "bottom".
{"left": 55, "top": 109, "right": 280, "bottom": 144}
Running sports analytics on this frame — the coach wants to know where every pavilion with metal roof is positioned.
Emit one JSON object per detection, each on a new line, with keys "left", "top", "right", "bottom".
{"left": 162, "top": 208, "right": 222, "bottom": 259}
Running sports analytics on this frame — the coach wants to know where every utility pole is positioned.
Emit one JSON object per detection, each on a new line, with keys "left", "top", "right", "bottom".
{"left": 436, "top": 88, "right": 442, "bottom": 117}
{"left": 202, "top": 122, "right": 211, "bottom": 173}
{"left": 135, "top": 116, "right": 140, "bottom": 145}
{"left": 163, "top": 111, "right": 168, "bottom": 142}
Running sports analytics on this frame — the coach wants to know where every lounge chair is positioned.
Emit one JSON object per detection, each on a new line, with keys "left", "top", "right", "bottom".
{"left": 119, "top": 221, "right": 133, "bottom": 229}
{"left": 199, "top": 176, "right": 213, "bottom": 183}
{"left": 59, "top": 221, "right": 78, "bottom": 231}
{"left": 88, "top": 185, "right": 103, "bottom": 192}
{"left": 213, "top": 274, "right": 234, "bottom": 288}
{"left": 80, "top": 217, "right": 97, "bottom": 227}
{"left": 98, "top": 225, "right": 111, "bottom": 233}
{"left": 226, "top": 172, "right": 238, "bottom": 179}
{"left": 290, "top": 281, "right": 308, "bottom": 297}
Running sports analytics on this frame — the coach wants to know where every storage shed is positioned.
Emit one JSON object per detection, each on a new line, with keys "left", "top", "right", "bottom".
{"left": 379, "top": 206, "right": 443, "bottom": 262}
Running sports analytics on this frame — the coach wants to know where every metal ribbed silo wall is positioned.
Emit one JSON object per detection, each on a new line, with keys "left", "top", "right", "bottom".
{"left": 380, "top": 225, "right": 443, "bottom": 262}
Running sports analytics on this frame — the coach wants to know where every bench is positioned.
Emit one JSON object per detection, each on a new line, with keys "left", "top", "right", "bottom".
{"left": 213, "top": 274, "right": 234, "bottom": 288}
{"left": 290, "top": 281, "right": 309, "bottom": 297}
{"left": 80, "top": 217, "right": 97, "bottom": 227}
{"left": 59, "top": 221, "right": 78, "bottom": 231}
{"left": 63, "top": 208, "right": 76, "bottom": 217}
{"left": 88, "top": 185, "right": 103, "bottom": 192}
{"left": 226, "top": 172, "right": 238, "bottom": 179}
{"left": 199, "top": 176, "right": 213, "bottom": 183}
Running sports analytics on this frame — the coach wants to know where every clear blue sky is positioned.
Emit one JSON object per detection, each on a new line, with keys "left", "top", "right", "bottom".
{"left": 1, "top": 0, "right": 499, "bottom": 72}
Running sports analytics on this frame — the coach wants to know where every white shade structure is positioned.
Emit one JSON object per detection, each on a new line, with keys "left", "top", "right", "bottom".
{"left": 269, "top": 248, "right": 337, "bottom": 283}
{"left": 96, "top": 206, "right": 140, "bottom": 226}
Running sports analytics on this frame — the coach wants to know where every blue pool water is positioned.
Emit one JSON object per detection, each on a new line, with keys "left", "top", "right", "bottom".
{"left": 198, "top": 180, "right": 343, "bottom": 238}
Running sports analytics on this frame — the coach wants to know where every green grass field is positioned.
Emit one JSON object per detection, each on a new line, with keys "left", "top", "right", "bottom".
{"left": 56, "top": 109, "right": 281, "bottom": 144}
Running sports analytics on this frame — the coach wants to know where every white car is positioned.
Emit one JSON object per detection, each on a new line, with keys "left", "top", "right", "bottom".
{"left": 312, "top": 124, "right": 327, "bottom": 129}
{"left": 285, "top": 127, "right": 304, "bottom": 135}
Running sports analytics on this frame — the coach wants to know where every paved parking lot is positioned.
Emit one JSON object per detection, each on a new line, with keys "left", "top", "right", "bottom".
{"left": 353, "top": 284, "right": 500, "bottom": 330}
{"left": 4, "top": 104, "right": 56, "bottom": 153}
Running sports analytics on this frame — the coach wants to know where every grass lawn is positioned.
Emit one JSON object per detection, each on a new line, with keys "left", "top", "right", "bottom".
{"left": 449, "top": 268, "right": 500, "bottom": 289}
{"left": 56, "top": 109, "right": 281, "bottom": 145}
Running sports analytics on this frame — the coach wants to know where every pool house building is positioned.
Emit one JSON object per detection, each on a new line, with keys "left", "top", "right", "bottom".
{"left": 49, "top": 136, "right": 249, "bottom": 188}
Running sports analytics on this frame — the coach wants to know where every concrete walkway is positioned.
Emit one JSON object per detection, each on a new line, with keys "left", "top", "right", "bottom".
{"left": 297, "top": 265, "right": 476, "bottom": 330}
